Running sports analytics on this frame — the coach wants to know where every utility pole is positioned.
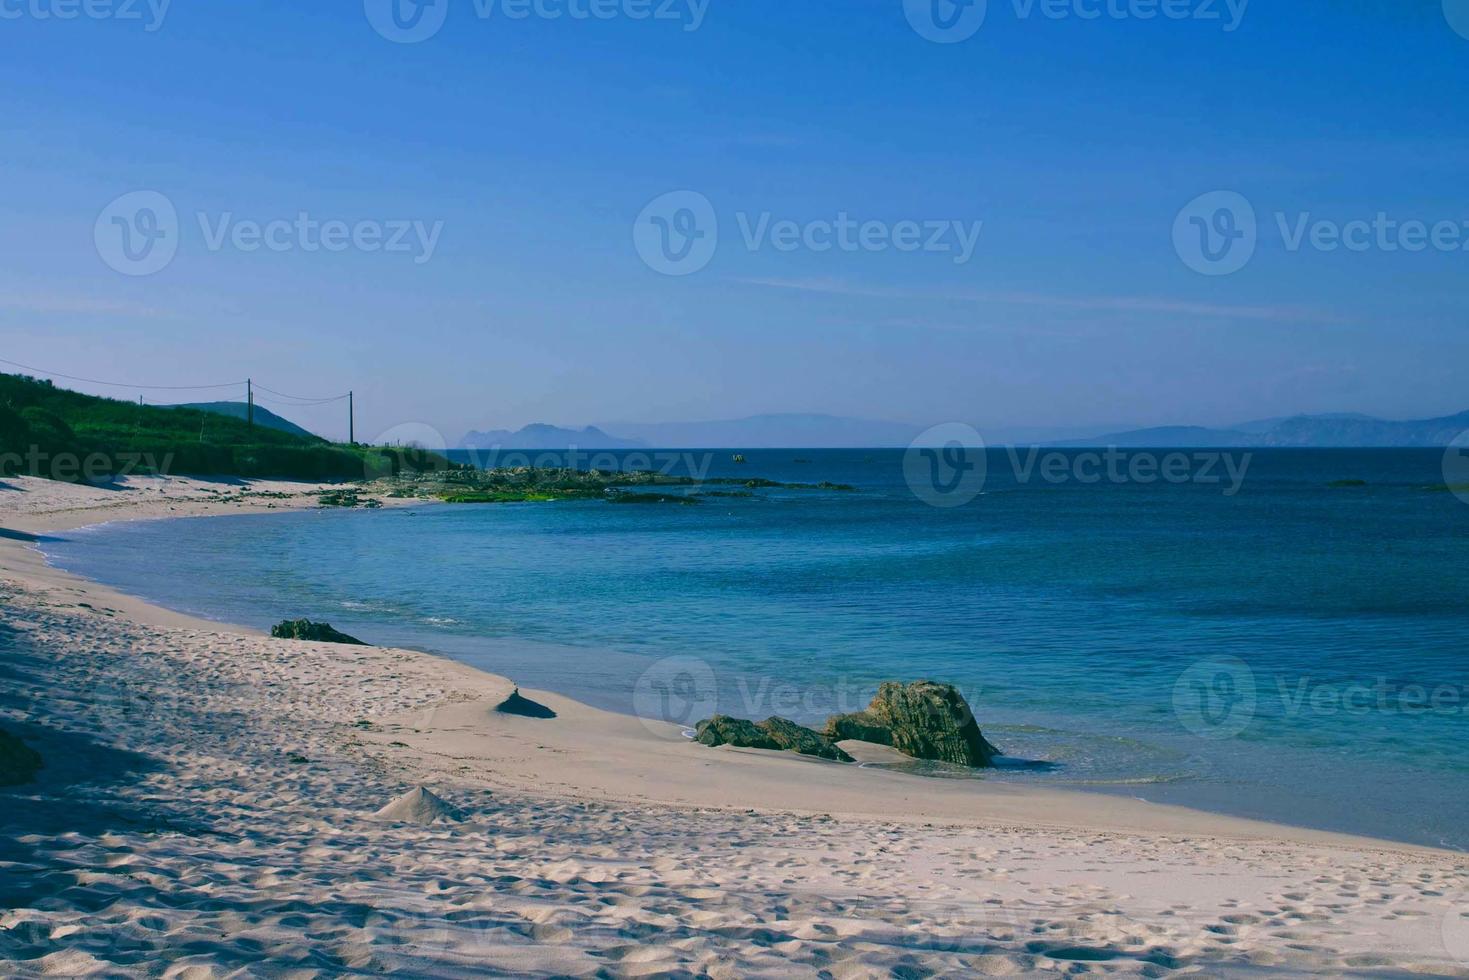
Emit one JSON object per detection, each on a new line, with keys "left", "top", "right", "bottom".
{"left": 247, "top": 379, "right": 255, "bottom": 429}
{"left": 349, "top": 391, "right": 355, "bottom": 445}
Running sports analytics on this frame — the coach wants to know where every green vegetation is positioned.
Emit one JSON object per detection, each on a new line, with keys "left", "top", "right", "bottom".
{"left": 381, "top": 466, "right": 698, "bottom": 505}
{"left": 380, "top": 465, "right": 863, "bottom": 508}
{"left": 608, "top": 492, "right": 700, "bottom": 505}
{"left": 0, "top": 373, "right": 459, "bottom": 482}
{"left": 706, "top": 477, "right": 857, "bottom": 492}
{"left": 440, "top": 492, "right": 567, "bottom": 504}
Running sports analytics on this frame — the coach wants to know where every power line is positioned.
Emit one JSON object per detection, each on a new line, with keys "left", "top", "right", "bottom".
{"left": 0, "top": 356, "right": 244, "bottom": 391}
{"left": 252, "top": 393, "right": 348, "bottom": 409}
{"left": 1, "top": 357, "right": 352, "bottom": 404}
{"left": 4, "top": 358, "right": 356, "bottom": 438}
{"left": 252, "top": 385, "right": 351, "bottom": 405}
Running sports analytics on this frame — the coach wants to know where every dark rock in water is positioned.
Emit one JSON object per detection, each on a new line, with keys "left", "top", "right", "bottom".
{"left": 496, "top": 688, "right": 557, "bottom": 719}
{"left": 759, "top": 717, "right": 854, "bottom": 762}
{"left": 695, "top": 715, "right": 852, "bottom": 762}
{"left": 825, "top": 681, "right": 999, "bottom": 768}
{"left": 0, "top": 728, "right": 43, "bottom": 787}
{"left": 695, "top": 716, "right": 780, "bottom": 751}
{"left": 270, "top": 620, "right": 366, "bottom": 645}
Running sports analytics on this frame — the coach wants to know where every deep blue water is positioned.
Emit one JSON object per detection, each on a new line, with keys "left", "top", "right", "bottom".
{"left": 42, "top": 449, "right": 1469, "bottom": 849}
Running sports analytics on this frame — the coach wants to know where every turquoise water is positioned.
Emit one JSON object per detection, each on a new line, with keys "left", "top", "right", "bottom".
{"left": 42, "top": 449, "right": 1469, "bottom": 849}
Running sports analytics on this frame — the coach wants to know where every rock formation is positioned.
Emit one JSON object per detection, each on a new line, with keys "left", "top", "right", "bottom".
{"left": 695, "top": 716, "right": 853, "bottom": 763}
{"left": 270, "top": 620, "right": 366, "bottom": 645}
{"left": 825, "top": 681, "right": 999, "bottom": 768}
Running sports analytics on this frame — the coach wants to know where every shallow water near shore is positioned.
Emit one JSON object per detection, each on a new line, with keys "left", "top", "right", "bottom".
{"left": 43, "top": 449, "right": 1469, "bottom": 850}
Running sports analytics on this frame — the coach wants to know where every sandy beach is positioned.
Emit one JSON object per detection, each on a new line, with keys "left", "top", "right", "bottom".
{"left": 1, "top": 474, "right": 1466, "bottom": 977}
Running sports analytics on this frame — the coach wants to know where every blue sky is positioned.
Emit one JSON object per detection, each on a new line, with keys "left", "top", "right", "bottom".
{"left": 2, "top": 0, "right": 1466, "bottom": 442}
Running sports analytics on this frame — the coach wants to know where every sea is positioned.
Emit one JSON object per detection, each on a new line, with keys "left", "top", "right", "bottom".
{"left": 40, "top": 448, "right": 1469, "bottom": 850}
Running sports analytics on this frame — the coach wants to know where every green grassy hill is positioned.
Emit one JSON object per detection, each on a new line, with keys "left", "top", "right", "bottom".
{"left": 0, "top": 373, "right": 454, "bottom": 483}
{"left": 177, "top": 401, "right": 317, "bottom": 439}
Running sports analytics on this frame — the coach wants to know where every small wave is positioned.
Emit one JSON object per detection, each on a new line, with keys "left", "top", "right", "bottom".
{"left": 1055, "top": 773, "right": 1198, "bottom": 787}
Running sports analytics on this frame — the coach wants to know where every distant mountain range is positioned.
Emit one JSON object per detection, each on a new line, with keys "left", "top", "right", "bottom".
{"left": 1065, "top": 411, "right": 1469, "bottom": 449}
{"left": 444, "top": 410, "right": 1469, "bottom": 451}
{"left": 600, "top": 414, "right": 926, "bottom": 449}
{"left": 460, "top": 424, "right": 645, "bottom": 450}
{"left": 177, "top": 402, "right": 317, "bottom": 439}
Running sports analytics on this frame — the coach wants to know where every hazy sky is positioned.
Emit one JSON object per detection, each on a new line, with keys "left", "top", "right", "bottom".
{"left": 3, "top": 0, "right": 1467, "bottom": 443}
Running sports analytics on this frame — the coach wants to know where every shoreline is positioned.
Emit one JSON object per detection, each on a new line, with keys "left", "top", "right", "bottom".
{"left": 0, "top": 472, "right": 1456, "bottom": 852}
{"left": 3, "top": 474, "right": 1468, "bottom": 976}
{"left": 39, "top": 508, "right": 1468, "bottom": 853}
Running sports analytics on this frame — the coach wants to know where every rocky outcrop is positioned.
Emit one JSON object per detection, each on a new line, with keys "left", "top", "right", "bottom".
{"left": 759, "top": 717, "right": 855, "bottom": 762}
{"left": 695, "top": 716, "right": 853, "bottom": 762}
{"left": 0, "top": 728, "right": 43, "bottom": 786}
{"left": 824, "top": 711, "right": 894, "bottom": 745}
{"left": 695, "top": 716, "right": 779, "bottom": 751}
{"left": 495, "top": 688, "right": 557, "bottom": 719}
{"left": 270, "top": 620, "right": 366, "bottom": 645}
{"left": 825, "top": 681, "right": 999, "bottom": 768}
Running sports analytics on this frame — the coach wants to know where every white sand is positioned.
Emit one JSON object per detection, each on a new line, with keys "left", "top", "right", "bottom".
{"left": 375, "top": 787, "right": 465, "bottom": 825}
{"left": 1, "top": 473, "right": 1466, "bottom": 977}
